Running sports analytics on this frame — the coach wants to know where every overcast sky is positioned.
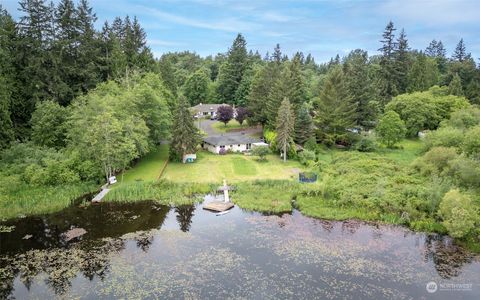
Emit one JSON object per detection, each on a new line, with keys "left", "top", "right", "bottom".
{"left": 3, "top": 0, "right": 480, "bottom": 63}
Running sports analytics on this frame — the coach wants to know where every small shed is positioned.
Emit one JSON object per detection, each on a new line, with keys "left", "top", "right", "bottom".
{"left": 183, "top": 153, "right": 197, "bottom": 163}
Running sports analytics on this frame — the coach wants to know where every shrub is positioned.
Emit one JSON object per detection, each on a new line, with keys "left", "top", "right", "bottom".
{"left": 448, "top": 157, "right": 480, "bottom": 188}
{"left": 298, "top": 150, "right": 316, "bottom": 166}
{"left": 438, "top": 189, "right": 478, "bottom": 238}
{"left": 462, "top": 125, "right": 480, "bottom": 159}
{"left": 414, "top": 146, "right": 458, "bottom": 175}
{"left": 251, "top": 146, "right": 270, "bottom": 161}
{"left": 263, "top": 129, "right": 278, "bottom": 151}
{"left": 444, "top": 106, "right": 480, "bottom": 129}
{"left": 355, "top": 135, "right": 377, "bottom": 152}
{"left": 423, "top": 127, "right": 464, "bottom": 151}
{"left": 218, "top": 148, "right": 227, "bottom": 155}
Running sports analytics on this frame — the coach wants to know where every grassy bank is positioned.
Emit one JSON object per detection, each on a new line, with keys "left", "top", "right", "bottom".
{"left": 104, "top": 180, "right": 214, "bottom": 205}
{"left": 0, "top": 183, "right": 98, "bottom": 220}
{"left": 118, "top": 145, "right": 169, "bottom": 184}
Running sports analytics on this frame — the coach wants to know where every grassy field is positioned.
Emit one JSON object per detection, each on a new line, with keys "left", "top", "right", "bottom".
{"left": 162, "top": 151, "right": 304, "bottom": 183}
{"left": 211, "top": 119, "right": 251, "bottom": 133}
{"left": 118, "top": 145, "right": 169, "bottom": 184}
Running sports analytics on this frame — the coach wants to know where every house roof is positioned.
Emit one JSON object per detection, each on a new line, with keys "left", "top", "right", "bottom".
{"left": 191, "top": 103, "right": 229, "bottom": 113}
{"left": 203, "top": 134, "right": 258, "bottom": 146}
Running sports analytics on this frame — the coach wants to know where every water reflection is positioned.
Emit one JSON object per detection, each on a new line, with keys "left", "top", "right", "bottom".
{"left": 0, "top": 200, "right": 479, "bottom": 299}
{"left": 0, "top": 201, "right": 170, "bottom": 254}
{"left": 423, "top": 235, "right": 475, "bottom": 279}
{"left": 175, "top": 205, "right": 195, "bottom": 232}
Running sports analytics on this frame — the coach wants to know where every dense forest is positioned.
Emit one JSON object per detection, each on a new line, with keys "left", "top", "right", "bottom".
{"left": 1, "top": 1, "right": 479, "bottom": 243}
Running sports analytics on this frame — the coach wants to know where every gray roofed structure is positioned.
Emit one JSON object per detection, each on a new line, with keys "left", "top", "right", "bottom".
{"left": 203, "top": 134, "right": 258, "bottom": 146}
{"left": 191, "top": 103, "right": 227, "bottom": 113}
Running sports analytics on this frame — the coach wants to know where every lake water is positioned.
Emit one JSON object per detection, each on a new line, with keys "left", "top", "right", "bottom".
{"left": 1, "top": 195, "right": 479, "bottom": 299}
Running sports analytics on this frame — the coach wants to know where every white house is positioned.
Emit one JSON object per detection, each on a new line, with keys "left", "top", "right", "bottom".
{"left": 191, "top": 103, "right": 230, "bottom": 118}
{"left": 202, "top": 134, "right": 258, "bottom": 154}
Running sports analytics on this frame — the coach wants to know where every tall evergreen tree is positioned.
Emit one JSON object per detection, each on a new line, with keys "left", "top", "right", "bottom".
{"left": 247, "top": 64, "right": 274, "bottom": 127}
{"left": 272, "top": 43, "right": 282, "bottom": 64}
{"left": 452, "top": 39, "right": 471, "bottom": 62}
{"left": 395, "top": 29, "right": 410, "bottom": 94}
{"left": 169, "top": 96, "right": 200, "bottom": 162}
{"left": 216, "top": 33, "right": 248, "bottom": 104}
{"left": 288, "top": 53, "right": 308, "bottom": 109}
{"left": 425, "top": 40, "right": 438, "bottom": 57}
{"left": 378, "top": 21, "right": 398, "bottom": 108}
{"left": 314, "top": 66, "right": 355, "bottom": 145}
{"left": 294, "top": 103, "right": 314, "bottom": 145}
{"left": 276, "top": 98, "right": 295, "bottom": 162}
{"left": 343, "top": 49, "right": 377, "bottom": 129}
{"left": 266, "top": 65, "right": 289, "bottom": 127}
{"left": 0, "top": 6, "right": 16, "bottom": 145}
{"left": 234, "top": 65, "right": 255, "bottom": 107}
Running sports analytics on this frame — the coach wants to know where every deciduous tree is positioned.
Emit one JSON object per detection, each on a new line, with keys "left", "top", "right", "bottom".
{"left": 376, "top": 111, "right": 406, "bottom": 148}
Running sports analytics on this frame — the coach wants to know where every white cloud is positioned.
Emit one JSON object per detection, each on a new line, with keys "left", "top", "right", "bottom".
{"left": 140, "top": 6, "right": 259, "bottom": 32}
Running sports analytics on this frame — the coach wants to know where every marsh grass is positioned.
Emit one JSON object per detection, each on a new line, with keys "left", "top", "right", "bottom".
{"left": 0, "top": 183, "right": 98, "bottom": 220}
{"left": 105, "top": 180, "right": 214, "bottom": 205}
{"left": 232, "top": 180, "right": 300, "bottom": 213}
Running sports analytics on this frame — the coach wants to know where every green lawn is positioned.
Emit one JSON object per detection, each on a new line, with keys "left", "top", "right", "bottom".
{"left": 211, "top": 119, "right": 250, "bottom": 133}
{"left": 378, "top": 138, "right": 424, "bottom": 165}
{"left": 162, "top": 151, "right": 304, "bottom": 183}
{"left": 118, "top": 145, "right": 169, "bottom": 184}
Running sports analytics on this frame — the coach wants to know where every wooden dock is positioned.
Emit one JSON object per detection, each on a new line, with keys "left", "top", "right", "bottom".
{"left": 203, "top": 179, "right": 234, "bottom": 212}
{"left": 203, "top": 201, "right": 234, "bottom": 212}
{"left": 92, "top": 188, "right": 110, "bottom": 203}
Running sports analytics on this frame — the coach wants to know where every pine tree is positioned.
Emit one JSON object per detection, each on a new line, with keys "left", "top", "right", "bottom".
{"left": 378, "top": 21, "right": 398, "bottom": 108}
{"left": 75, "top": 0, "right": 100, "bottom": 92}
{"left": 247, "top": 65, "right": 273, "bottom": 127}
{"left": 266, "top": 65, "right": 289, "bottom": 127}
{"left": 288, "top": 54, "right": 307, "bottom": 109}
{"left": 343, "top": 49, "right": 377, "bottom": 129}
{"left": 169, "top": 96, "right": 201, "bottom": 162}
{"left": 452, "top": 39, "right": 471, "bottom": 62}
{"left": 0, "top": 7, "right": 16, "bottom": 145}
{"left": 395, "top": 29, "right": 410, "bottom": 94}
{"left": 448, "top": 73, "right": 464, "bottom": 96}
{"left": 158, "top": 58, "right": 177, "bottom": 98}
{"left": 276, "top": 98, "right": 295, "bottom": 162}
{"left": 425, "top": 40, "right": 438, "bottom": 57}
{"left": 234, "top": 66, "right": 255, "bottom": 107}
{"left": 0, "top": 76, "right": 14, "bottom": 148}
{"left": 216, "top": 33, "right": 249, "bottom": 104}
{"left": 314, "top": 66, "right": 355, "bottom": 145}
{"left": 272, "top": 43, "right": 282, "bottom": 64}
{"left": 294, "top": 103, "right": 314, "bottom": 145}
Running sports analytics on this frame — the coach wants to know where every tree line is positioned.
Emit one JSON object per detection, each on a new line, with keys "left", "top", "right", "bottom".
{"left": 0, "top": 0, "right": 154, "bottom": 147}
{"left": 1, "top": 0, "right": 480, "bottom": 181}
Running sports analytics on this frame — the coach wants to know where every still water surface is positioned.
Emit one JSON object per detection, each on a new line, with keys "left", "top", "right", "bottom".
{"left": 1, "top": 195, "right": 479, "bottom": 299}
